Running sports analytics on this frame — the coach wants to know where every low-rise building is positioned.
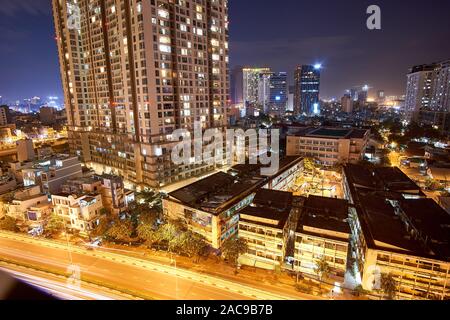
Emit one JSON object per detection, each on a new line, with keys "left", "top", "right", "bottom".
{"left": 0, "top": 185, "right": 50, "bottom": 226}
{"left": 52, "top": 192, "right": 103, "bottom": 234}
{"left": 0, "top": 175, "right": 17, "bottom": 194}
{"left": 238, "top": 189, "right": 299, "bottom": 270}
{"left": 344, "top": 164, "right": 450, "bottom": 300}
{"left": 291, "top": 196, "right": 350, "bottom": 279}
{"left": 287, "top": 127, "right": 369, "bottom": 166}
{"left": 163, "top": 157, "right": 304, "bottom": 249}
{"left": 40, "top": 155, "right": 83, "bottom": 194}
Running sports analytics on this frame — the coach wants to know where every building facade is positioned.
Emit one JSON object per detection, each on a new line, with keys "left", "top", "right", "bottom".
{"left": 52, "top": 0, "right": 229, "bottom": 189}
{"left": 286, "top": 127, "right": 370, "bottom": 166}
{"left": 268, "top": 72, "right": 288, "bottom": 117}
{"left": 405, "top": 60, "right": 450, "bottom": 121}
{"left": 294, "top": 65, "right": 321, "bottom": 116}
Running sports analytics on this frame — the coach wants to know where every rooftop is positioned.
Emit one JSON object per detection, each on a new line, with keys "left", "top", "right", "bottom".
{"left": 288, "top": 127, "right": 369, "bottom": 140}
{"left": 297, "top": 196, "right": 350, "bottom": 235}
{"left": 239, "top": 189, "right": 293, "bottom": 229}
{"left": 169, "top": 171, "right": 266, "bottom": 215}
{"left": 344, "top": 164, "right": 422, "bottom": 194}
{"left": 169, "top": 156, "right": 303, "bottom": 216}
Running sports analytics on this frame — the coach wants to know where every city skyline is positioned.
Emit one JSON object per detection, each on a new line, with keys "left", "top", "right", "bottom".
{"left": 1, "top": 0, "right": 450, "bottom": 101}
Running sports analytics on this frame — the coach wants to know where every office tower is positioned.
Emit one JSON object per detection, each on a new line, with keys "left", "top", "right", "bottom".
{"left": 243, "top": 67, "right": 271, "bottom": 115}
{"left": 294, "top": 64, "right": 321, "bottom": 115}
{"left": 287, "top": 85, "right": 295, "bottom": 112}
{"left": 230, "top": 66, "right": 243, "bottom": 105}
{"left": 258, "top": 71, "right": 272, "bottom": 114}
{"left": 341, "top": 95, "right": 353, "bottom": 113}
{"left": 268, "top": 72, "right": 288, "bottom": 116}
{"left": 405, "top": 60, "right": 450, "bottom": 120}
{"left": 358, "top": 85, "right": 369, "bottom": 104}
{"left": 52, "top": 0, "right": 229, "bottom": 189}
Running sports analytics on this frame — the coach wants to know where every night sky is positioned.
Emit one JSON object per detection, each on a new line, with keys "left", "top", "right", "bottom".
{"left": 0, "top": 0, "right": 449, "bottom": 102}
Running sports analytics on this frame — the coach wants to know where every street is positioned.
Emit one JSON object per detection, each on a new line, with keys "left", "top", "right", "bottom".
{"left": 0, "top": 232, "right": 304, "bottom": 300}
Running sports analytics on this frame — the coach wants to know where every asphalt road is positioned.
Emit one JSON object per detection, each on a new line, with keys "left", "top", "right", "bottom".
{"left": 0, "top": 233, "right": 294, "bottom": 300}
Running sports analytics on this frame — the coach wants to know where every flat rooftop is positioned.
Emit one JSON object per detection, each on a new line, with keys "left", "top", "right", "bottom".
{"left": 344, "top": 164, "right": 422, "bottom": 193}
{"left": 357, "top": 192, "right": 449, "bottom": 261}
{"left": 170, "top": 156, "right": 303, "bottom": 215}
{"left": 239, "top": 189, "right": 293, "bottom": 229}
{"left": 297, "top": 196, "right": 350, "bottom": 235}
{"left": 169, "top": 171, "right": 266, "bottom": 215}
{"left": 289, "top": 127, "right": 369, "bottom": 140}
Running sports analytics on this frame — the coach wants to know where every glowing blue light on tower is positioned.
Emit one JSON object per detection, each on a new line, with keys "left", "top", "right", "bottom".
{"left": 314, "top": 64, "right": 322, "bottom": 70}
{"left": 313, "top": 103, "right": 320, "bottom": 114}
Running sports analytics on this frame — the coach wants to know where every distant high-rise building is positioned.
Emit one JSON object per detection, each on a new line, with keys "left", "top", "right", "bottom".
{"left": 243, "top": 67, "right": 271, "bottom": 115}
{"left": 405, "top": 60, "right": 450, "bottom": 120}
{"left": 52, "top": 0, "right": 229, "bottom": 188}
{"left": 230, "top": 66, "right": 244, "bottom": 105}
{"left": 341, "top": 95, "right": 353, "bottom": 113}
{"left": 294, "top": 64, "right": 321, "bottom": 115}
{"left": 0, "top": 106, "right": 8, "bottom": 126}
{"left": 268, "top": 72, "right": 288, "bottom": 116}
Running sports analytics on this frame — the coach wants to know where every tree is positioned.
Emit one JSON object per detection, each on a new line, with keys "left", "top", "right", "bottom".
{"left": 45, "top": 213, "right": 65, "bottom": 238}
{"left": 380, "top": 273, "right": 397, "bottom": 300}
{"left": 0, "top": 216, "right": 18, "bottom": 232}
{"left": 136, "top": 217, "right": 159, "bottom": 246}
{"left": 314, "top": 256, "right": 332, "bottom": 289}
{"left": 221, "top": 237, "right": 248, "bottom": 270}
{"left": 90, "top": 215, "right": 112, "bottom": 238}
{"left": 158, "top": 222, "right": 180, "bottom": 252}
{"left": 178, "top": 231, "right": 209, "bottom": 262}
{"left": 106, "top": 219, "right": 134, "bottom": 242}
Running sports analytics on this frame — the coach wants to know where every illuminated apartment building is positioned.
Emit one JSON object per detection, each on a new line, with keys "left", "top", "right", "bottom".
{"left": 286, "top": 127, "right": 369, "bottom": 166}
{"left": 343, "top": 164, "right": 450, "bottom": 300}
{"left": 52, "top": 0, "right": 229, "bottom": 189}
{"left": 238, "top": 189, "right": 299, "bottom": 270}
{"left": 291, "top": 196, "right": 350, "bottom": 279}
{"left": 405, "top": 60, "right": 450, "bottom": 121}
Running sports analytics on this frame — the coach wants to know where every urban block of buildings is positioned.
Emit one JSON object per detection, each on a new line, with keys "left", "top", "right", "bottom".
{"left": 286, "top": 127, "right": 370, "bottom": 166}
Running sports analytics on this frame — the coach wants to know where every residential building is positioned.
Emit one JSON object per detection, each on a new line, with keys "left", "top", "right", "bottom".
{"left": 405, "top": 59, "right": 450, "bottom": 121}
{"left": 286, "top": 127, "right": 370, "bottom": 166}
{"left": 163, "top": 157, "right": 304, "bottom": 248}
{"left": 0, "top": 185, "right": 50, "bottom": 225}
{"left": 52, "top": 192, "right": 103, "bottom": 234}
{"left": 243, "top": 67, "right": 271, "bottom": 111}
{"left": 0, "top": 175, "right": 17, "bottom": 194}
{"left": 291, "top": 196, "right": 350, "bottom": 279}
{"left": 39, "top": 106, "right": 57, "bottom": 125}
{"left": 238, "top": 189, "right": 298, "bottom": 270}
{"left": 16, "top": 139, "right": 35, "bottom": 163}
{"left": 294, "top": 65, "right": 321, "bottom": 116}
{"left": 52, "top": 0, "right": 229, "bottom": 189}
{"left": 0, "top": 106, "right": 8, "bottom": 126}
{"left": 341, "top": 95, "right": 353, "bottom": 114}
{"left": 343, "top": 164, "right": 450, "bottom": 300}
{"left": 40, "top": 156, "right": 83, "bottom": 194}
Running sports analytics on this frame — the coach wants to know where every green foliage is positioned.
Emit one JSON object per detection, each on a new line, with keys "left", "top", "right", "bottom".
{"left": 45, "top": 213, "right": 65, "bottom": 237}
{"left": 0, "top": 216, "right": 18, "bottom": 232}
{"left": 221, "top": 237, "right": 248, "bottom": 268}
{"left": 380, "top": 273, "right": 397, "bottom": 300}
{"left": 178, "top": 231, "right": 209, "bottom": 262}
{"left": 106, "top": 219, "right": 134, "bottom": 242}
{"left": 314, "top": 256, "right": 332, "bottom": 288}
{"left": 90, "top": 215, "right": 112, "bottom": 238}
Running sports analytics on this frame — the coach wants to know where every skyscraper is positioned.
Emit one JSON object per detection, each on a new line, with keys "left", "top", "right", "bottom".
{"left": 405, "top": 60, "right": 450, "bottom": 120}
{"left": 242, "top": 67, "right": 271, "bottom": 115}
{"left": 230, "top": 65, "right": 243, "bottom": 105}
{"left": 294, "top": 64, "right": 321, "bottom": 116}
{"left": 268, "top": 72, "right": 288, "bottom": 116}
{"left": 52, "top": 0, "right": 229, "bottom": 189}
